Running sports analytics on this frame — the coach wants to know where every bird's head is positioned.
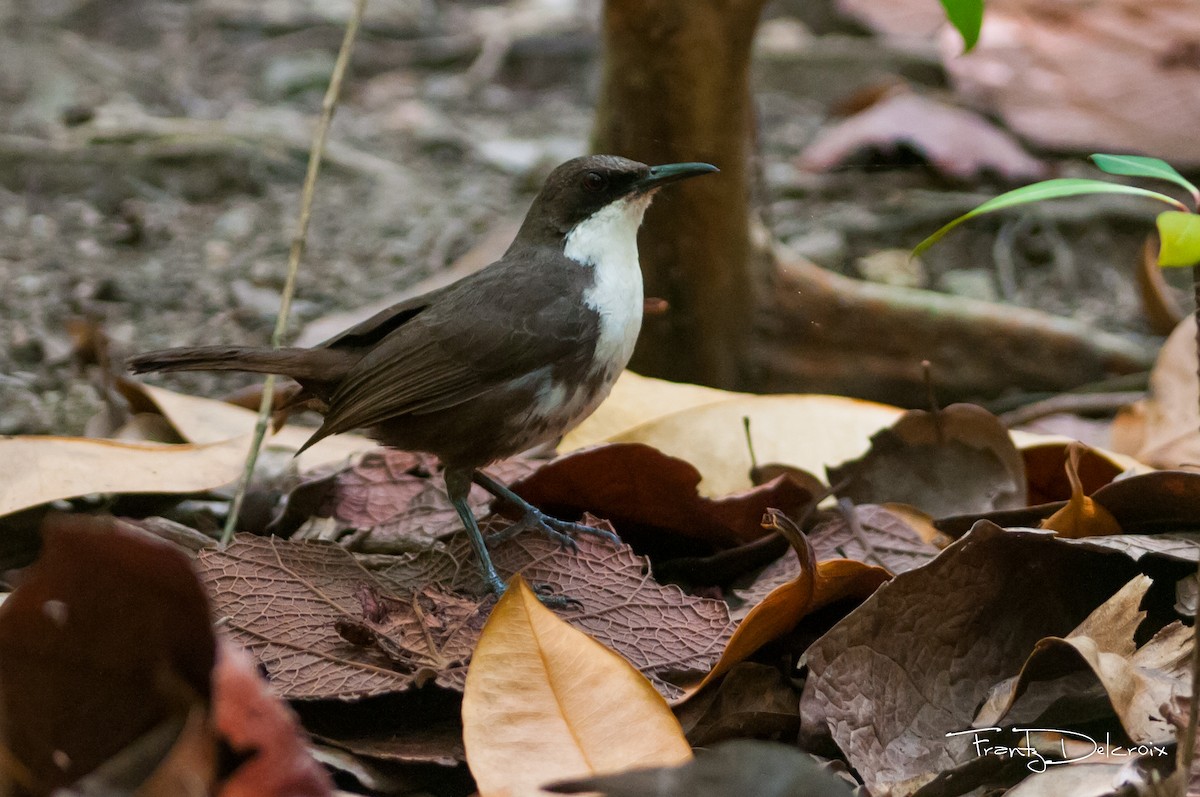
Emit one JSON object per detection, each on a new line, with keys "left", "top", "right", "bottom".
{"left": 515, "top": 155, "right": 718, "bottom": 247}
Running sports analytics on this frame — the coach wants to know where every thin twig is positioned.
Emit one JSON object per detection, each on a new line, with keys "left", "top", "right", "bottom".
{"left": 997, "top": 391, "right": 1145, "bottom": 428}
{"left": 221, "top": 0, "right": 369, "bottom": 546}
{"left": 1183, "top": 262, "right": 1200, "bottom": 790}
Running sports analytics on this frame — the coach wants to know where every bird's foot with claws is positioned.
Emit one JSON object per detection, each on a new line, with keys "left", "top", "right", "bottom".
{"left": 491, "top": 507, "right": 621, "bottom": 550}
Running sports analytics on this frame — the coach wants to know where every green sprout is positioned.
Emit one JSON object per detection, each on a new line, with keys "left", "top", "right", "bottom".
{"left": 913, "top": 154, "right": 1200, "bottom": 269}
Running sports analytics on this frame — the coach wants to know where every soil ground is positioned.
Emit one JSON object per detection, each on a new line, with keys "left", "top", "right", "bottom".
{"left": 0, "top": 0, "right": 1175, "bottom": 436}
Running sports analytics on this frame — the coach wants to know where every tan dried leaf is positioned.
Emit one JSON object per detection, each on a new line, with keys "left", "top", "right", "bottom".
{"left": 561, "top": 372, "right": 904, "bottom": 497}
{"left": 463, "top": 576, "right": 692, "bottom": 797}
{"left": 121, "top": 381, "right": 377, "bottom": 472}
{"left": 975, "top": 575, "right": 1191, "bottom": 745}
{"left": 1121, "top": 317, "right": 1200, "bottom": 469}
{"left": 0, "top": 436, "right": 248, "bottom": 518}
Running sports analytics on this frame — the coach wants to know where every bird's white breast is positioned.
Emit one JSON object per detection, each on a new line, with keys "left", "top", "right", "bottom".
{"left": 563, "top": 193, "right": 651, "bottom": 371}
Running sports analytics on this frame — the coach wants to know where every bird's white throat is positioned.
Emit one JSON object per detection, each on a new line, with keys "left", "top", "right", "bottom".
{"left": 563, "top": 192, "right": 652, "bottom": 371}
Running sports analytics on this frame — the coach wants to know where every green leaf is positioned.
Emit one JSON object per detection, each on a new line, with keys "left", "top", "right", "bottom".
{"left": 939, "top": 0, "right": 984, "bottom": 51}
{"left": 912, "top": 179, "right": 1188, "bottom": 258}
{"left": 1156, "top": 211, "right": 1200, "bottom": 268}
{"left": 1091, "top": 154, "right": 1200, "bottom": 208}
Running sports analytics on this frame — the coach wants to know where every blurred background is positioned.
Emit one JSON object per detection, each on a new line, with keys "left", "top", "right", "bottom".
{"left": 2, "top": 0, "right": 1198, "bottom": 436}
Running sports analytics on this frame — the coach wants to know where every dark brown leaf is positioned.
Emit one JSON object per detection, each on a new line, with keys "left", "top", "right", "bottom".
{"left": 828, "top": 403, "right": 1027, "bottom": 519}
{"left": 546, "top": 740, "right": 856, "bottom": 797}
{"left": 510, "top": 443, "right": 816, "bottom": 550}
{"left": 937, "top": 470, "right": 1200, "bottom": 542}
{"left": 1058, "top": 533, "right": 1200, "bottom": 566}
{"left": 294, "top": 689, "right": 469, "bottom": 789}
{"left": 674, "top": 662, "right": 801, "bottom": 747}
{"left": 0, "top": 514, "right": 215, "bottom": 794}
{"left": 1091, "top": 470, "right": 1200, "bottom": 535}
{"left": 800, "top": 522, "right": 1142, "bottom": 797}
{"left": 974, "top": 576, "right": 1191, "bottom": 745}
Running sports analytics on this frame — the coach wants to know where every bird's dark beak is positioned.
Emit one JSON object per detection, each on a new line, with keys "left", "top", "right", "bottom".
{"left": 633, "top": 162, "right": 719, "bottom": 194}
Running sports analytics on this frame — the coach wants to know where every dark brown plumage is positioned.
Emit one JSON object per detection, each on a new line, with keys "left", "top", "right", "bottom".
{"left": 130, "top": 155, "right": 718, "bottom": 601}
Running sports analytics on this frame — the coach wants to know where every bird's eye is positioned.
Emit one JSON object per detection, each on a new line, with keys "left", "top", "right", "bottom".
{"left": 582, "top": 171, "right": 606, "bottom": 192}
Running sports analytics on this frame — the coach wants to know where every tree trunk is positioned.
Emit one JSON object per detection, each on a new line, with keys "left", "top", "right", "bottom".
{"left": 595, "top": 0, "right": 1154, "bottom": 402}
{"left": 594, "top": 0, "right": 769, "bottom": 390}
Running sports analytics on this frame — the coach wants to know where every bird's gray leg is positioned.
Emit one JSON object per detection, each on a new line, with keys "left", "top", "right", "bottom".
{"left": 444, "top": 467, "right": 507, "bottom": 597}
{"left": 472, "top": 470, "right": 621, "bottom": 548}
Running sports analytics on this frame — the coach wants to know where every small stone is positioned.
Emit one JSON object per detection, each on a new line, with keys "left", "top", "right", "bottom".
{"left": 2, "top": 204, "right": 26, "bottom": 230}
{"left": 0, "top": 383, "right": 52, "bottom": 435}
{"left": 755, "top": 17, "right": 812, "bottom": 55}
{"left": 940, "top": 269, "right": 999, "bottom": 302}
{"left": 231, "top": 279, "right": 283, "bottom": 317}
{"left": 53, "top": 383, "right": 106, "bottom": 436}
{"left": 260, "top": 51, "right": 337, "bottom": 100}
{"left": 15, "top": 274, "right": 46, "bottom": 294}
{"left": 785, "top": 228, "right": 847, "bottom": 268}
{"left": 214, "top": 204, "right": 258, "bottom": 242}
{"left": 74, "top": 238, "right": 103, "bottom": 259}
{"left": 856, "top": 248, "right": 925, "bottom": 288}
{"left": 28, "top": 215, "right": 58, "bottom": 240}
{"left": 205, "top": 240, "right": 232, "bottom": 268}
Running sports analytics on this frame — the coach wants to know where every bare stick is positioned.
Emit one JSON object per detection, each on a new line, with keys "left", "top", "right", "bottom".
{"left": 221, "top": 0, "right": 369, "bottom": 546}
{"left": 1182, "top": 262, "right": 1200, "bottom": 789}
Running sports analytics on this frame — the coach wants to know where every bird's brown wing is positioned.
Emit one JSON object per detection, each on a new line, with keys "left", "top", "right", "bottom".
{"left": 309, "top": 256, "right": 598, "bottom": 443}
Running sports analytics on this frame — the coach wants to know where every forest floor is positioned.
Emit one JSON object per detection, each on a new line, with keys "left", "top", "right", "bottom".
{"left": 0, "top": 0, "right": 1179, "bottom": 436}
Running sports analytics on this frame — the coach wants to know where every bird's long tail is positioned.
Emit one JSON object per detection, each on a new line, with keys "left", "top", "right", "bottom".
{"left": 128, "top": 346, "right": 349, "bottom": 382}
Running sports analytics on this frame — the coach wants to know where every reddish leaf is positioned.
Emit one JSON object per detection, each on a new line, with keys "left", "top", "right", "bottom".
{"left": 197, "top": 529, "right": 732, "bottom": 702}
{"left": 197, "top": 536, "right": 486, "bottom": 699}
{"left": 214, "top": 642, "right": 333, "bottom": 797}
{"left": 273, "top": 450, "right": 541, "bottom": 550}
{"left": 510, "top": 443, "right": 816, "bottom": 549}
{"left": 0, "top": 514, "right": 215, "bottom": 793}
{"left": 1023, "top": 442, "right": 1123, "bottom": 505}
{"left": 809, "top": 504, "right": 940, "bottom": 573}
{"left": 1040, "top": 443, "right": 1121, "bottom": 538}
{"left": 798, "top": 91, "right": 1046, "bottom": 181}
